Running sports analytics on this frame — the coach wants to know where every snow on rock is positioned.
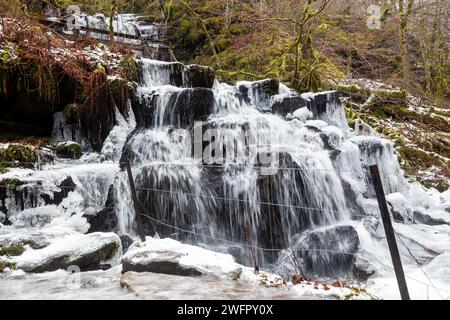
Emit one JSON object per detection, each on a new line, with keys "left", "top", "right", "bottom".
{"left": 394, "top": 223, "right": 450, "bottom": 255}
{"left": 121, "top": 237, "right": 375, "bottom": 300}
{"left": 305, "top": 119, "right": 328, "bottom": 130}
{"left": 7, "top": 230, "right": 122, "bottom": 273}
{"left": 121, "top": 237, "right": 241, "bottom": 277}
{"left": 292, "top": 107, "right": 313, "bottom": 122}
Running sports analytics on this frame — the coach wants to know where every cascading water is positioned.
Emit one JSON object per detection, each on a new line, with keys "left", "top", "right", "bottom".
{"left": 109, "top": 57, "right": 411, "bottom": 277}
{"left": 2, "top": 54, "right": 449, "bottom": 285}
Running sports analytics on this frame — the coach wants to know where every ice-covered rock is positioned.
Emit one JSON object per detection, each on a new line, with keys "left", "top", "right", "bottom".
{"left": 292, "top": 107, "right": 313, "bottom": 122}
{"left": 121, "top": 237, "right": 240, "bottom": 277}
{"left": 8, "top": 231, "right": 121, "bottom": 273}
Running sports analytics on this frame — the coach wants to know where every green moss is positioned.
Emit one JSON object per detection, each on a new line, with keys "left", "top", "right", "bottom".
{"left": 62, "top": 104, "right": 75, "bottom": 120}
{"left": 55, "top": 143, "right": 82, "bottom": 160}
{"left": 119, "top": 57, "right": 139, "bottom": 82}
{"left": 0, "top": 243, "right": 25, "bottom": 257}
{"left": 0, "top": 144, "right": 36, "bottom": 169}
{"left": 0, "top": 178, "right": 21, "bottom": 186}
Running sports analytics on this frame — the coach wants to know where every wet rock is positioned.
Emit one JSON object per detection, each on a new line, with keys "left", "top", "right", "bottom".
{"left": 34, "top": 147, "right": 56, "bottom": 164}
{"left": 131, "top": 88, "right": 215, "bottom": 129}
{"left": 87, "top": 185, "right": 117, "bottom": 233}
{"left": 296, "top": 225, "right": 360, "bottom": 278}
{"left": 352, "top": 264, "right": 376, "bottom": 282}
{"left": 413, "top": 210, "right": 448, "bottom": 226}
{"left": 185, "top": 64, "right": 215, "bottom": 88}
{"left": 238, "top": 79, "right": 279, "bottom": 105}
{"left": 120, "top": 235, "right": 134, "bottom": 254}
{"left": 52, "top": 111, "right": 91, "bottom": 150}
{"left": 41, "top": 177, "right": 77, "bottom": 206}
{"left": 341, "top": 180, "right": 364, "bottom": 219}
{"left": 170, "top": 88, "right": 215, "bottom": 127}
{"left": 272, "top": 95, "right": 308, "bottom": 116}
{"left": 54, "top": 141, "right": 82, "bottom": 159}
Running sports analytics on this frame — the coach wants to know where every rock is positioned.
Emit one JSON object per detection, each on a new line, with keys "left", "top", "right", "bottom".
{"left": 87, "top": 185, "right": 118, "bottom": 233}
{"left": 122, "top": 250, "right": 204, "bottom": 276}
{"left": 13, "top": 232, "right": 121, "bottom": 273}
{"left": 41, "top": 177, "right": 77, "bottom": 206}
{"left": 296, "top": 225, "right": 360, "bottom": 278}
{"left": 131, "top": 88, "right": 215, "bottom": 129}
{"left": 272, "top": 95, "right": 308, "bottom": 116}
{"left": 413, "top": 209, "right": 449, "bottom": 226}
{"left": 237, "top": 79, "right": 279, "bottom": 106}
{"left": 170, "top": 88, "right": 215, "bottom": 127}
{"left": 0, "top": 144, "right": 37, "bottom": 169}
{"left": 121, "top": 237, "right": 242, "bottom": 277}
{"left": 341, "top": 180, "right": 365, "bottom": 219}
{"left": 54, "top": 141, "right": 82, "bottom": 159}
{"left": 0, "top": 231, "right": 53, "bottom": 250}
{"left": 292, "top": 107, "right": 313, "bottom": 121}
{"left": 119, "top": 235, "right": 134, "bottom": 253}
{"left": 185, "top": 64, "right": 215, "bottom": 88}
{"left": 34, "top": 147, "right": 56, "bottom": 164}
{"left": 52, "top": 111, "right": 91, "bottom": 150}
{"left": 0, "top": 242, "right": 25, "bottom": 256}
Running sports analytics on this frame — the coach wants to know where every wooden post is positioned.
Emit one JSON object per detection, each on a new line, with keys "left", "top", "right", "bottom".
{"left": 370, "top": 164, "right": 410, "bottom": 300}
{"left": 125, "top": 161, "right": 146, "bottom": 242}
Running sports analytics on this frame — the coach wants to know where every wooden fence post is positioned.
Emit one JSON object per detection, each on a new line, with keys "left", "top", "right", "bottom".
{"left": 370, "top": 164, "right": 410, "bottom": 300}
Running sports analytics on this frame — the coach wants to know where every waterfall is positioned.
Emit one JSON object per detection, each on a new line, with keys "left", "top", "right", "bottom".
{"left": 112, "top": 58, "right": 405, "bottom": 275}
{"left": 3, "top": 52, "right": 445, "bottom": 281}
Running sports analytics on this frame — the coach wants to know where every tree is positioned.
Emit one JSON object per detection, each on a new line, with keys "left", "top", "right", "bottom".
{"left": 397, "top": 0, "right": 414, "bottom": 84}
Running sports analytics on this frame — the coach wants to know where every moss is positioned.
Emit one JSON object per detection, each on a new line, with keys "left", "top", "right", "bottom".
{"left": 55, "top": 143, "right": 82, "bottom": 160}
{"left": 62, "top": 104, "right": 76, "bottom": 120}
{"left": 0, "top": 166, "right": 8, "bottom": 174}
{"left": 119, "top": 57, "right": 139, "bottom": 82}
{"left": 397, "top": 146, "right": 437, "bottom": 172}
{"left": 0, "top": 144, "right": 36, "bottom": 169}
{"left": 97, "top": 64, "right": 106, "bottom": 74}
{"left": 0, "top": 178, "right": 21, "bottom": 186}
{"left": 0, "top": 260, "right": 17, "bottom": 272}
{"left": 0, "top": 243, "right": 25, "bottom": 257}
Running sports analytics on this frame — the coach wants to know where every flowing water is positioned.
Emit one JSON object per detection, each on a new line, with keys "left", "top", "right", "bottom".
{"left": 2, "top": 52, "right": 450, "bottom": 299}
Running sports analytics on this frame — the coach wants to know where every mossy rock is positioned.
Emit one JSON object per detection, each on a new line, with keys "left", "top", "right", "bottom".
{"left": 55, "top": 142, "right": 82, "bottom": 160}
{"left": 0, "top": 259, "right": 17, "bottom": 272}
{"left": 119, "top": 57, "right": 139, "bottom": 82}
{"left": 0, "top": 243, "right": 25, "bottom": 257}
{"left": 0, "top": 144, "right": 36, "bottom": 169}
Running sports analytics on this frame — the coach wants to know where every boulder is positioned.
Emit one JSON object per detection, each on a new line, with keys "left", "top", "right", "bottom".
{"left": 185, "top": 64, "right": 215, "bottom": 88}
{"left": 170, "top": 88, "right": 215, "bottom": 127}
{"left": 87, "top": 185, "right": 118, "bottom": 233}
{"left": 237, "top": 79, "right": 279, "bottom": 105}
{"left": 295, "top": 225, "right": 360, "bottom": 278}
{"left": 413, "top": 209, "right": 449, "bottom": 226}
{"left": 131, "top": 88, "right": 215, "bottom": 129}
{"left": 122, "top": 250, "right": 204, "bottom": 276}
{"left": 11, "top": 231, "right": 121, "bottom": 273}
{"left": 54, "top": 141, "right": 82, "bottom": 159}
{"left": 121, "top": 237, "right": 241, "bottom": 277}
{"left": 272, "top": 95, "right": 308, "bottom": 116}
